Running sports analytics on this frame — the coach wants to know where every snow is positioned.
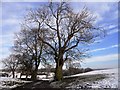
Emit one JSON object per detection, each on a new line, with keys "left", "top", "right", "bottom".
{"left": 65, "top": 68, "right": 118, "bottom": 89}
{"left": 0, "top": 68, "right": 118, "bottom": 89}
{"left": 0, "top": 77, "right": 31, "bottom": 89}
{"left": 41, "top": 78, "right": 52, "bottom": 81}
{"left": 64, "top": 68, "right": 118, "bottom": 78}
{"left": 91, "top": 73, "right": 118, "bottom": 88}
{"left": 37, "top": 73, "right": 54, "bottom": 80}
{"left": 0, "top": 72, "right": 54, "bottom": 89}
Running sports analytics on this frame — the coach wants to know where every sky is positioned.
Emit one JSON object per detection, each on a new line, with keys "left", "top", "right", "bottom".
{"left": 0, "top": 0, "right": 119, "bottom": 69}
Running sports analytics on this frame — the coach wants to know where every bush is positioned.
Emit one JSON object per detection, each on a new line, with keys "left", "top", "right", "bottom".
{"left": 63, "top": 67, "right": 93, "bottom": 76}
{"left": 84, "top": 68, "right": 93, "bottom": 72}
{"left": 63, "top": 67, "right": 84, "bottom": 76}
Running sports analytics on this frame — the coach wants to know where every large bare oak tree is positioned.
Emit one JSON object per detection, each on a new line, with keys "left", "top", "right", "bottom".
{"left": 21, "top": 2, "right": 105, "bottom": 81}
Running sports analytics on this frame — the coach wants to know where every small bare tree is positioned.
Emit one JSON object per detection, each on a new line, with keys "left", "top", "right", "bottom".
{"left": 2, "top": 54, "right": 19, "bottom": 78}
{"left": 16, "top": 53, "right": 33, "bottom": 80}
{"left": 42, "top": 59, "right": 54, "bottom": 78}
{"left": 13, "top": 28, "right": 46, "bottom": 80}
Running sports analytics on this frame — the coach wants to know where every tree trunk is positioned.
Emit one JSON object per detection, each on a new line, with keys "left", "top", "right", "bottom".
{"left": 31, "top": 68, "right": 38, "bottom": 81}
{"left": 20, "top": 73, "right": 22, "bottom": 79}
{"left": 25, "top": 72, "right": 29, "bottom": 80}
{"left": 54, "top": 64, "right": 63, "bottom": 81}
{"left": 12, "top": 71, "right": 15, "bottom": 78}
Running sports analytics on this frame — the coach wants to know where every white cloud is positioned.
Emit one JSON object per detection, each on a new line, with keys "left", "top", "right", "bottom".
{"left": 108, "top": 24, "right": 117, "bottom": 29}
{"left": 0, "top": 2, "right": 30, "bottom": 61}
{"left": 94, "top": 40, "right": 103, "bottom": 43}
{"left": 88, "top": 44, "right": 118, "bottom": 53}
{"left": 72, "top": 2, "right": 114, "bottom": 24}
{"left": 78, "top": 3, "right": 111, "bottom": 24}
{"left": 99, "top": 24, "right": 118, "bottom": 35}
{"left": 90, "top": 39, "right": 103, "bottom": 45}
{"left": 105, "top": 24, "right": 118, "bottom": 35}
{"left": 0, "top": 34, "right": 14, "bottom": 44}
{"left": 0, "top": 38, "right": 14, "bottom": 47}
{"left": 85, "top": 54, "right": 118, "bottom": 63}
{"left": 93, "top": 12, "right": 103, "bottom": 23}
{"left": 0, "top": 33, "right": 16, "bottom": 45}
{"left": 108, "top": 29, "right": 119, "bottom": 35}
{"left": 0, "top": 46, "right": 11, "bottom": 61}
{"left": 111, "top": 45, "right": 118, "bottom": 48}
{"left": 2, "top": 19, "right": 21, "bottom": 26}
{"left": 0, "top": 34, "right": 15, "bottom": 60}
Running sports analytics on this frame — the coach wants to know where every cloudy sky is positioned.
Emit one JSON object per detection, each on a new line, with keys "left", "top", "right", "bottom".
{"left": 0, "top": 0, "right": 119, "bottom": 69}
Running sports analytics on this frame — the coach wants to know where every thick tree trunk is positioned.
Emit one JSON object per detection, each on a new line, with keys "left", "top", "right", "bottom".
{"left": 54, "top": 64, "right": 63, "bottom": 81}
{"left": 31, "top": 68, "right": 38, "bottom": 81}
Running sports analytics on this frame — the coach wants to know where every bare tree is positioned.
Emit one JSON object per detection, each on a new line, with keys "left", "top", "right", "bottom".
{"left": 16, "top": 53, "right": 33, "bottom": 80}
{"left": 13, "top": 28, "right": 46, "bottom": 80}
{"left": 23, "top": 2, "right": 105, "bottom": 81}
{"left": 42, "top": 58, "right": 54, "bottom": 78}
{"left": 65, "top": 59, "right": 72, "bottom": 70}
{"left": 2, "top": 54, "right": 19, "bottom": 78}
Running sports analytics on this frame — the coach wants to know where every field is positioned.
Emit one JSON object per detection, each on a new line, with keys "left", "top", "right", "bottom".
{"left": 0, "top": 68, "right": 118, "bottom": 89}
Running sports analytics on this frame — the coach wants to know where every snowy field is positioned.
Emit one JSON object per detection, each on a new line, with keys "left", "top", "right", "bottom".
{"left": 0, "top": 68, "right": 118, "bottom": 89}
{"left": 64, "top": 68, "right": 118, "bottom": 88}
{"left": 0, "top": 77, "right": 31, "bottom": 89}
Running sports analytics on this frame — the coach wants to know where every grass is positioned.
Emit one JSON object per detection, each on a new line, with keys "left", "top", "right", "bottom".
{"left": 50, "top": 74, "right": 107, "bottom": 88}
{"left": 63, "top": 74, "right": 106, "bottom": 82}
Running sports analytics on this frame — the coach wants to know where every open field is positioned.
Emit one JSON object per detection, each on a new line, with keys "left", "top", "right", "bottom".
{"left": 0, "top": 68, "right": 115, "bottom": 90}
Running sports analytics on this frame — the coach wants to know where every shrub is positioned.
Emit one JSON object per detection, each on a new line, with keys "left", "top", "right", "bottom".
{"left": 63, "top": 67, "right": 93, "bottom": 76}
{"left": 84, "top": 68, "right": 93, "bottom": 72}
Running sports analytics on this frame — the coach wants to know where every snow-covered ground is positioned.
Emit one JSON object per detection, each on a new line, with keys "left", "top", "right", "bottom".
{"left": 0, "top": 68, "right": 118, "bottom": 89}
{"left": 65, "top": 68, "right": 118, "bottom": 89}
{"left": 0, "top": 77, "right": 31, "bottom": 89}
{"left": 64, "top": 68, "right": 118, "bottom": 78}
{"left": 0, "top": 72, "right": 54, "bottom": 89}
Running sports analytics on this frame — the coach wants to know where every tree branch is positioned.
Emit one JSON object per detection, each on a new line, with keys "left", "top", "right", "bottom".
{"left": 65, "top": 40, "right": 79, "bottom": 52}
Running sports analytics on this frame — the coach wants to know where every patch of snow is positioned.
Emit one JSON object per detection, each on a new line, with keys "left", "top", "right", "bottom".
{"left": 0, "top": 77, "right": 18, "bottom": 82}
{"left": 0, "top": 77, "right": 31, "bottom": 89}
{"left": 64, "top": 68, "right": 118, "bottom": 78}
{"left": 37, "top": 75, "right": 46, "bottom": 79}
{"left": 91, "top": 73, "right": 118, "bottom": 88}
{"left": 20, "top": 75, "right": 31, "bottom": 79}
{"left": 65, "top": 68, "right": 118, "bottom": 89}
{"left": 41, "top": 78, "right": 51, "bottom": 81}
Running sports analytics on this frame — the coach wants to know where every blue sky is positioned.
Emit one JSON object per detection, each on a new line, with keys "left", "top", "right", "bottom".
{"left": 0, "top": 1, "right": 119, "bottom": 69}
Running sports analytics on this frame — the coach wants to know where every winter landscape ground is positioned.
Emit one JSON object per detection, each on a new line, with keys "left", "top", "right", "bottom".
{"left": 64, "top": 68, "right": 118, "bottom": 89}
{"left": 0, "top": 68, "right": 118, "bottom": 90}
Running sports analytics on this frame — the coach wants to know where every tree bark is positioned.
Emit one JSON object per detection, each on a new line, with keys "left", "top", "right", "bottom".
{"left": 12, "top": 71, "right": 15, "bottom": 78}
{"left": 25, "top": 72, "right": 29, "bottom": 80}
{"left": 31, "top": 68, "right": 38, "bottom": 81}
{"left": 54, "top": 63, "right": 63, "bottom": 81}
{"left": 20, "top": 73, "right": 22, "bottom": 79}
